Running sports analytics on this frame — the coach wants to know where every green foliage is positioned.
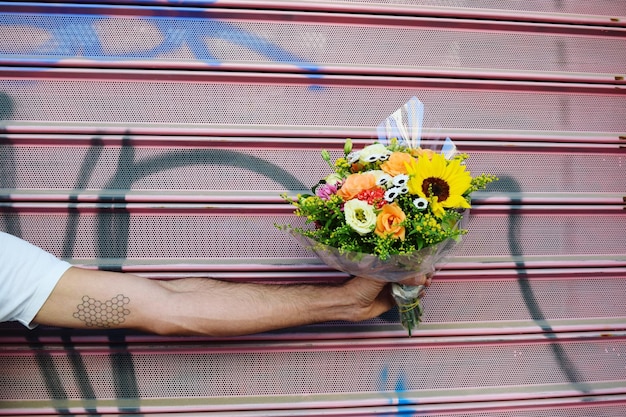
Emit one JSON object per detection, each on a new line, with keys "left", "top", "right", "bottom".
{"left": 278, "top": 139, "right": 497, "bottom": 261}
{"left": 280, "top": 192, "right": 465, "bottom": 261}
{"left": 467, "top": 173, "right": 498, "bottom": 194}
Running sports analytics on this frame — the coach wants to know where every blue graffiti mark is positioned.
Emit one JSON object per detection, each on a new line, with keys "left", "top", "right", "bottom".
{"left": 394, "top": 372, "right": 412, "bottom": 406}
{"left": 133, "top": 19, "right": 220, "bottom": 64}
{"left": 379, "top": 365, "right": 389, "bottom": 391}
{"left": 0, "top": 14, "right": 105, "bottom": 57}
{"left": 0, "top": 11, "right": 319, "bottom": 72}
{"left": 395, "top": 372, "right": 412, "bottom": 405}
{"left": 378, "top": 365, "right": 418, "bottom": 411}
{"left": 130, "top": 0, "right": 218, "bottom": 4}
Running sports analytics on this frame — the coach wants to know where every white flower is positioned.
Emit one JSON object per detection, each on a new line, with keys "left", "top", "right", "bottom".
{"left": 383, "top": 186, "right": 408, "bottom": 203}
{"left": 324, "top": 172, "right": 343, "bottom": 186}
{"left": 347, "top": 151, "right": 360, "bottom": 164}
{"left": 377, "top": 174, "right": 393, "bottom": 187}
{"left": 384, "top": 187, "right": 401, "bottom": 202}
{"left": 413, "top": 197, "right": 428, "bottom": 210}
{"left": 368, "top": 170, "right": 393, "bottom": 187}
{"left": 359, "top": 143, "right": 391, "bottom": 163}
{"left": 344, "top": 199, "right": 376, "bottom": 235}
{"left": 392, "top": 174, "right": 409, "bottom": 187}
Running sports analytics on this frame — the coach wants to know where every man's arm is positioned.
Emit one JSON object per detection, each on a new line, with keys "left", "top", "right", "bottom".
{"left": 33, "top": 267, "right": 400, "bottom": 336}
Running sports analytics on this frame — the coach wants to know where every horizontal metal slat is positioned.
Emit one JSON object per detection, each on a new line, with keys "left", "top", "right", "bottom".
{"left": 2, "top": 396, "right": 626, "bottom": 417}
{"left": 1, "top": 3, "right": 625, "bottom": 82}
{"left": 2, "top": 203, "right": 625, "bottom": 269}
{"left": 60, "top": 0, "right": 625, "bottom": 27}
{"left": 1, "top": 331, "right": 625, "bottom": 414}
{"left": 0, "top": 69, "right": 624, "bottom": 140}
{"left": 1, "top": 267, "right": 624, "bottom": 341}
{"left": 1, "top": 136, "right": 624, "bottom": 204}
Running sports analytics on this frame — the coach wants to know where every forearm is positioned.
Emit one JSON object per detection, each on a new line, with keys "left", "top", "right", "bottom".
{"left": 34, "top": 267, "right": 392, "bottom": 336}
{"left": 153, "top": 278, "right": 355, "bottom": 336}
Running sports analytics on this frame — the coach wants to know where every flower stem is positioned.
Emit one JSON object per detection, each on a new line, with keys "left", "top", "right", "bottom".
{"left": 391, "top": 283, "right": 426, "bottom": 337}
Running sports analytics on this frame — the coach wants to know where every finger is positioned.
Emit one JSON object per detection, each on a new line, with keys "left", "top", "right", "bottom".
{"left": 399, "top": 273, "right": 432, "bottom": 286}
{"left": 376, "top": 284, "right": 396, "bottom": 313}
{"left": 424, "top": 274, "right": 433, "bottom": 287}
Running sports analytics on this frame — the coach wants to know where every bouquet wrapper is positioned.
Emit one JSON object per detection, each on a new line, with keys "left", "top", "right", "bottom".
{"left": 290, "top": 230, "right": 462, "bottom": 336}
{"left": 283, "top": 97, "right": 483, "bottom": 335}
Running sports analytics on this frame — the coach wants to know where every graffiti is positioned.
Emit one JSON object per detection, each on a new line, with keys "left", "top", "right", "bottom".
{"left": 108, "top": 333, "right": 142, "bottom": 415}
{"left": 0, "top": 90, "right": 309, "bottom": 414}
{"left": 0, "top": 93, "right": 19, "bottom": 238}
{"left": 501, "top": 175, "right": 591, "bottom": 393}
{"left": 0, "top": 10, "right": 318, "bottom": 71}
{"left": 1, "top": 84, "right": 599, "bottom": 411}
{"left": 0, "top": 0, "right": 622, "bottom": 414}
{"left": 25, "top": 332, "right": 78, "bottom": 416}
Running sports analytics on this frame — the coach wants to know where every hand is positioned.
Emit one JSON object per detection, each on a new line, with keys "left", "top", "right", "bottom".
{"left": 340, "top": 276, "right": 395, "bottom": 322}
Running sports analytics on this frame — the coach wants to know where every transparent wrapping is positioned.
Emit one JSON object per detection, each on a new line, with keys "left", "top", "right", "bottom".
{"left": 290, "top": 219, "right": 463, "bottom": 336}
{"left": 280, "top": 97, "right": 492, "bottom": 336}
{"left": 290, "top": 231, "right": 458, "bottom": 283}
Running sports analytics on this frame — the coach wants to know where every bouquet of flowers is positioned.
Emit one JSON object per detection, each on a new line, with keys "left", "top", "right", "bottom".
{"left": 279, "top": 97, "right": 496, "bottom": 335}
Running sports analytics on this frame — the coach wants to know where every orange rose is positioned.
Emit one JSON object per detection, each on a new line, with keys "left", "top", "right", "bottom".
{"left": 410, "top": 147, "right": 435, "bottom": 159}
{"left": 375, "top": 203, "right": 406, "bottom": 240}
{"left": 380, "top": 152, "right": 415, "bottom": 176}
{"left": 337, "top": 173, "right": 377, "bottom": 200}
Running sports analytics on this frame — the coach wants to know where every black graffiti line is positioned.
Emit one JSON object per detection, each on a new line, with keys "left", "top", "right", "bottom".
{"left": 88, "top": 135, "right": 308, "bottom": 411}
{"left": 104, "top": 147, "right": 308, "bottom": 194}
{"left": 61, "top": 330, "right": 102, "bottom": 416}
{"left": 62, "top": 136, "right": 104, "bottom": 259}
{"left": 92, "top": 137, "right": 308, "bottom": 262}
{"left": 25, "top": 333, "right": 75, "bottom": 417}
{"left": 500, "top": 175, "right": 591, "bottom": 393}
{"left": 107, "top": 332, "right": 143, "bottom": 416}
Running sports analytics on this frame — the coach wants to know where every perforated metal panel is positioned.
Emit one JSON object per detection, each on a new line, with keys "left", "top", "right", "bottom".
{"left": 245, "top": 0, "right": 626, "bottom": 16}
{"left": 1, "top": 208, "right": 625, "bottom": 264}
{"left": 1, "top": 9, "right": 625, "bottom": 76}
{"left": 2, "top": 77, "right": 624, "bottom": 134}
{"left": 1, "top": 143, "right": 625, "bottom": 196}
{"left": 425, "top": 275, "right": 626, "bottom": 323}
{"left": 0, "top": 144, "right": 314, "bottom": 193}
{"left": 1, "top": 1, "right": 625, "bottom": 416}
{"left": 2, "top": 337, "right": 625, "bottom": 405}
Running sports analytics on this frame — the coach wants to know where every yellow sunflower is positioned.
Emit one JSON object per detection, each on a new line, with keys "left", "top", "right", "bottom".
{"left": 405, "top": 153, "right": 472, "bottom": 218}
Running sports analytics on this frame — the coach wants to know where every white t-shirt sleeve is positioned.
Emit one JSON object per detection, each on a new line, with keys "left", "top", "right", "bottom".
{"left": 0, "top": 231, "right": 72, "bottom": 329}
